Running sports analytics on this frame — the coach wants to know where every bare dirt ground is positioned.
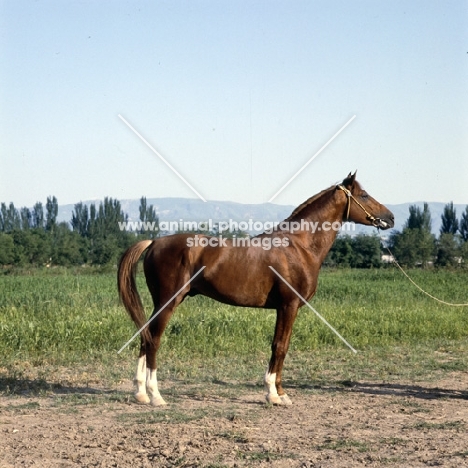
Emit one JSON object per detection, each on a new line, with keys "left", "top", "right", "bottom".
{"left": 1, "top": 372, "right": 468, "bottom": 468}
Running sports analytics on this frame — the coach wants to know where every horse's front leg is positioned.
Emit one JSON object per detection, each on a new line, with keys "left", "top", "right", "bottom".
{"left": 264, "top": 303, "right": 299, "bottom": 405}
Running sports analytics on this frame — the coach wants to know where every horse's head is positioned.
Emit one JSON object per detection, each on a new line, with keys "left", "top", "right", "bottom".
{"left": 338, "top": 172, "right": 394, "bottom": 230}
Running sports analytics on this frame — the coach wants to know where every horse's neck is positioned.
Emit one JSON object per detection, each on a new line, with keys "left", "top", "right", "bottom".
{"left": 289, "top": 189, "right": 344, "bottom": 225}
{"left": 288, "top": 190, "right": 345, "bottom": 254}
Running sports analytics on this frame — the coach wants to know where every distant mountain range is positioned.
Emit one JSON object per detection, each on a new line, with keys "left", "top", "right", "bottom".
{"left": 57, "top": 197, "right": 467, "bottom": 236}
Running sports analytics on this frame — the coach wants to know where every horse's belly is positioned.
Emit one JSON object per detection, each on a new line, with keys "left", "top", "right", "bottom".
{"left": 195, "top": 263, "right": 271, "bottom": 307}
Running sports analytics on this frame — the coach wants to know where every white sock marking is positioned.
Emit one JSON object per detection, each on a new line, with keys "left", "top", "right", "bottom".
{"left": 264, "top": 371, "right": 279, "bottom": 398}
{"left": 147, "top": 369, "right": 166, "bottom": 404}
{"left": 135, "top": 355, "right": 147, "bottom": 397}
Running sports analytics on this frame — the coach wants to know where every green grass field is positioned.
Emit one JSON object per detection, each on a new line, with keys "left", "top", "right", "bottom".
{"left": 1, "top": 266, "right": 468, "bottom": 390}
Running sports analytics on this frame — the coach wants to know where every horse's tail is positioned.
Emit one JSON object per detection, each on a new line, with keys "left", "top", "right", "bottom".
{"left": 118, "top": 239, "right": 154, "bottom": 344}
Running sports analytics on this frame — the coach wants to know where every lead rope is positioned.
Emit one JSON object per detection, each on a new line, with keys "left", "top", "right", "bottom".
{"left": 384, "top": 245, "right": 468, "bottom": 307}
{"left": 338, "top": 184, "right": 468, "bottom": 306}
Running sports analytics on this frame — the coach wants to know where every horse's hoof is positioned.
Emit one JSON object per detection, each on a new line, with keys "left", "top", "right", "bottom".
{"left": 265, "top": 393, "right": 292, "bottom": 406}
{"left": 265, "top": 394, "right": 283, "bottom": 405}
{"left": 135, "top": 393, "right": 150, "bottom": 404}
{"left": 150, "top": 396, "right": 168, "bottom": 406}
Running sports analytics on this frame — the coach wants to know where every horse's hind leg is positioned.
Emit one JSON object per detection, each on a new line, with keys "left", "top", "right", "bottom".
{"left": 145, "top": 305, "right": 178, "bottom": 406}
{"left": 132, "top": 309, "right": 171, "bottom": 406}
{"left": 134, "top": 341, "right": 150, "bottom": 404}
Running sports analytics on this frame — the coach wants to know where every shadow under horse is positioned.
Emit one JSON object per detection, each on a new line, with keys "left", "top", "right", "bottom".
{"left": 118, "top": 172, "right": 394, "bottom": 406}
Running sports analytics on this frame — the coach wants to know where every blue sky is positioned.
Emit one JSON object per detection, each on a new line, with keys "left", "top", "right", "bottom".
{"left": 1, "top": 0, "right": 467, "bottom": 209}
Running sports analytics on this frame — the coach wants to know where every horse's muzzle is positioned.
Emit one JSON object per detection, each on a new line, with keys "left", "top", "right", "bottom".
{"left": 372, "top": 213, "right": 394, "bottom": 230}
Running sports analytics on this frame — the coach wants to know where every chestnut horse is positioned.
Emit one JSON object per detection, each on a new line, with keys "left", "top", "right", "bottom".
{"left": 118, "top": 172, "right": 394, "bottom": 406}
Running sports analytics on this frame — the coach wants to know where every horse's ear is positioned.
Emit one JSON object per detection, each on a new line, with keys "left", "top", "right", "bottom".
{"left": 343, "top": 170, "right": 357, "bottom": 189}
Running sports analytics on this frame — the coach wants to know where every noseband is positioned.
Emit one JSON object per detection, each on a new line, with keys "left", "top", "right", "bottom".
{"left": 337, "top": 185, "right": 381, "bottom": 227}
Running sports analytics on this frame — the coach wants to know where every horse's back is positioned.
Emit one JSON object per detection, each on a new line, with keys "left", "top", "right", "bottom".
{"left": 142, "top": 233, "right": 278, "bottom": 307}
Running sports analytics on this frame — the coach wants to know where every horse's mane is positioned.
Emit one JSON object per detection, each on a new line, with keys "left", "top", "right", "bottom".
{"left": 284, "top": 185, "right": 335, "bottom": 221}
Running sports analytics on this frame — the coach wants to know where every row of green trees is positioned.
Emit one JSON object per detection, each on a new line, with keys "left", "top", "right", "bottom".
{"left": 0, "top": 196, "right": 467, "bottom": 268}
{"left": 387, "top": 202, "right": 468, "bottom": 268}
{"left": 0, "top": 197, "right": 158, "bottom": 266}
{"left": 325, "top": 233, "right": 382, "bottom": 268}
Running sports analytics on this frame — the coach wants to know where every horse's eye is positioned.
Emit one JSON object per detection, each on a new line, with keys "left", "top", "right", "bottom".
{"left": 361, "top": 193, "right": 369, "bottom": 200}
